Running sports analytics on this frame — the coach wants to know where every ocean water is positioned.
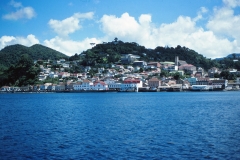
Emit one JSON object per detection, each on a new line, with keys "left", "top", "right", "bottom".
{"left": 0, "top": 91, "right": 240, "bottom": 159}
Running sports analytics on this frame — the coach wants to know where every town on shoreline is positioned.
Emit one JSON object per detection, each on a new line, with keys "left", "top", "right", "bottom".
{"left": 1, "top": 55, "right": 240, "bottom": 93}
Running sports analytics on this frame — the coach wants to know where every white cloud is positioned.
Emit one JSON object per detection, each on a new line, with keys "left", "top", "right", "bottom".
{"left": 44, "top": 36, "right": 101, "bottom": 56}
{"left": 0, "top": 34, "right": 39, "bottom": 49}
{"left": 48, "top": 12, "right": 94, "bottom": 37}
{"left": 99, "top": 9, "right": 240, "bottom": 59}
{"left": 223, "top": 0, "right": 240, "bottom": 7}
{"left": 100, "top": 13, "right": 139, "bottom": 38}
{"left": 10, "top": 0, "right": 22, "bottom": 8}
{"left": 2, "top": 1, "right": 36, "bottom": 20}
{"left": 207, "top": 4, "right": 240, "bottom": 40}
{"left": 205, "top": 0, "right": 240, "bottom": 57}
{"left": 194, "top": 7, "right": 208, "bottom": 22}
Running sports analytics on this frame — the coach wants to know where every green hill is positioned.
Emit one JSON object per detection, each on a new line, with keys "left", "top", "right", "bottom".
{"left": 0, "top": 44, "right": 68, "bottom": 68}
{"left": 73, "top": 40, "right": 220, "bottom": 70}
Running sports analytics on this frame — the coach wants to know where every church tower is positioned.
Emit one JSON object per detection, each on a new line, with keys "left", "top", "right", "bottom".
{"left": 175, "top": 56, "right": 179, "bottom": 71}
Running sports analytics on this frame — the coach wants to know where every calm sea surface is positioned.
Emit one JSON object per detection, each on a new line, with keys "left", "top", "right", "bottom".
{"left": 0, "top": 91, "right": 240, "bottom": 159}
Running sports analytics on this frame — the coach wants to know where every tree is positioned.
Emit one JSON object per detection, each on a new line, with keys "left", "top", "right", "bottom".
{"left": 139, "top": 67, "right": 144, "bottom": 73}
{"left": 160, "top": 70, "right": 169, "bottom": 77}
{"left": 173, "top": 72, "right": 181, "bottom": 80}
{"left": 214, "top": 73, "right": 220, "bottom": 78}
{"left": 6, "top": 54, "right": 40, "bottom": 86}
{"left": 220, "top": 70, "right": 230, "bottom": 79}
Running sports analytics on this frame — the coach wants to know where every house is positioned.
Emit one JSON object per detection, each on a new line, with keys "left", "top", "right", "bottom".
{"left": 20, "top": 86, "right": 29, "bottom": 92}
{"left": 40, "top": 83, "right": 52, "bottom": 91}
{"left": 66, "top": 82, "right": 75, "bottom": 91}
{"left": 55, "top": 84, "right": 65, "bottom": 91}
{"left": 209, "top": 79, "right": 228, "bottom": 89}
{"left": 104, "top": 78, "right": 116, "bottom": 84}
{"left": 107, "top": 81, "right": 122, "bottom": 90}
{"left": 71, "top": 73, "right": 81, "bottom": 78}
{"left": 145, "top": 65, "right": 158, "bottom": 70}
{"left": 59, "top": 59, "right": 66, "bottom": 63}
{"left": 178, "top": 60, "right": 187, "bottom": 66}
{"left": 121, "top": 54, "right": 140, "bottom": 64}
{"left": 120, "top": 83, "right": 138, "bottom": 92}
{"left": 164, "top": 79, "right": 176, "bottom": 86}
{"left": 178, "top": 64, "right": 196, "bottom": 74}
{"left": 124, "top": 78, "right": 142, "bottom": 87}
{"left": 119, "top": 78, "right": 142, "bottom": 91}
{"left": 161, "top": 61, "right": 175, "bottom": 72}
{"left": 62, "top": 63, "right": 70, "bottom": 68}
{"left": 197, "top": 67, "right": 205, "bottom": 75}
{"left": 39, "top": 75, "right": 47, "bottom": 81}
{"left": 73, "top": 82, "right": 82, "bottom": 90}
{"left": 186, "top": 77, "right": 197, "bottom": 85}
{"left": 49, "top": 72, "right": 58, "bottom": 78}
{"left": 33, "top": 85, "right": 40, "bottom": 91}
{"left": 148, "top": 77, "right": 161, "bottom": 88}
{"left": 196, "top": 78, "right": 210, "bottom": 85}
{"left": 133, "top": 61, "right": 147, "bottom": 68}
{"left": 93, "top": 81, "right": 108, "bottom": 90}
{"left": 1, "top": 86, "right": 10, "bottom": 92}
{"left": 73, "top": 79, "right": 93, "bottom": 90}
{"left": 47, "top": 84, "right": 58, "bottom": 91}
{"left": 208, "top": 67, "right": 220, "bottom": 78}
{"left": 58, "top": 72, "right": 70, "bottom": 78}
{"left": 147, "top": 62, "right": 161, "bottom": 68}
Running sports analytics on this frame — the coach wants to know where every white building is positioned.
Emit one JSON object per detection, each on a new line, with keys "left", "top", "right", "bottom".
{"left": 119, "top": 78, "right": 142, "bottom": 92}
{"left": 73, "top": 79, "right": 93, "bottom": 90}
{"left": 49, "top": 72, "right": 58, "bottom": 78}
{"left": 92, "top": 81, "right": 108, "bottom": 90}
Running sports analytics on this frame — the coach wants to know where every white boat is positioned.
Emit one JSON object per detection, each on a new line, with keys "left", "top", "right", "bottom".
{"left": 191, "top": 85, "right": 213, "bottom": 91}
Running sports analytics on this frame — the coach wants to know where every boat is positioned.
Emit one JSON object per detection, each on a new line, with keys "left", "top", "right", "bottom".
{"left": 190, "top": 85, "right": 213, "bottom": 91}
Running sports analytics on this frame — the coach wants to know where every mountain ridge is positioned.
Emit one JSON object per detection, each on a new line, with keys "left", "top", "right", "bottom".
{"left": 0, "top": 44, "right": 68, "bottom": 68}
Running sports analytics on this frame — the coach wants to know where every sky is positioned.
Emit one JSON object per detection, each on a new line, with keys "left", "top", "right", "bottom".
{"left": 0, "top": 0, "right": 240, "bottom": 59}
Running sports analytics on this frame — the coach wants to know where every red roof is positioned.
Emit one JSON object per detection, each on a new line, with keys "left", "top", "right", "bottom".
{"left": 123, "top": 78, "right": 140, "bottom": 83}
{"left": 94, "top": 81, "right": 106, "bottom": 85}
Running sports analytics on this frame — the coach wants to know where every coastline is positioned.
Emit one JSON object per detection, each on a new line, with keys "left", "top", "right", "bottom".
{"left": 1, "top": 88, "right": 239, "bottom": 94}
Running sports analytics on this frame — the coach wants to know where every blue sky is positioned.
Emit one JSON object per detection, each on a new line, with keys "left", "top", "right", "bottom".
{"left": 0, "top": 0, "right": 240, "bottom": 58}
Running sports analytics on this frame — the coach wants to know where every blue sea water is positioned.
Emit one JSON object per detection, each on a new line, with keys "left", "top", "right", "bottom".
{"left": 0, "top": 91, "right": 240, "bottom": 159}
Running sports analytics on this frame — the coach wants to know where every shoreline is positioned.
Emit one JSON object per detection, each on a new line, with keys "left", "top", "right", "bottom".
{"left": 1, "top": 88, "right": 240, "bottom": 94}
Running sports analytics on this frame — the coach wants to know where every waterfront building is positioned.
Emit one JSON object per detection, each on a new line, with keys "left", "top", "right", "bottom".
{"left": 186, "top": 77, "right": 197, "bottom": 85}
{"left": 209, "top": 79, "right": 228, "bottom": 89}
{"left": 0, "top": 86, "right": 10, "bottom": 92}
{"left": 73, "top": 79, "right": 93, "bottom": 90}
{"left": 55, "top": 84, "right": 65, "bottom": 91}
{"left": 93, "top": 81, "right": 108, "bottom": 90}
{"left": 196, "top": 78, "right": 210, "bottom": 85}
{"left": 120, "top": 78, "right": 142, "bottom": 92}
{"left": 148, "top": 77, "right": 161, "bottom": 88}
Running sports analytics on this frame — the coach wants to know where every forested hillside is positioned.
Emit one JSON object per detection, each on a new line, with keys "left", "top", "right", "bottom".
{"left": 70, "top": 40, "right": 221, "bottom": 70}
{"left": 0, "top": 44, "right": 68, "bottom": 69}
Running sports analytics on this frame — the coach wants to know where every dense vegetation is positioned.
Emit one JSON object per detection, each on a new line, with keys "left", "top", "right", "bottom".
{"left": 70, "top": 39, "right": 232, "bottom": 71}
{"left": 0, "top": 44, "right": 68, "bottom": 69}
{"left": 0, "top": 54, "right": 40, "bottom": 86}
